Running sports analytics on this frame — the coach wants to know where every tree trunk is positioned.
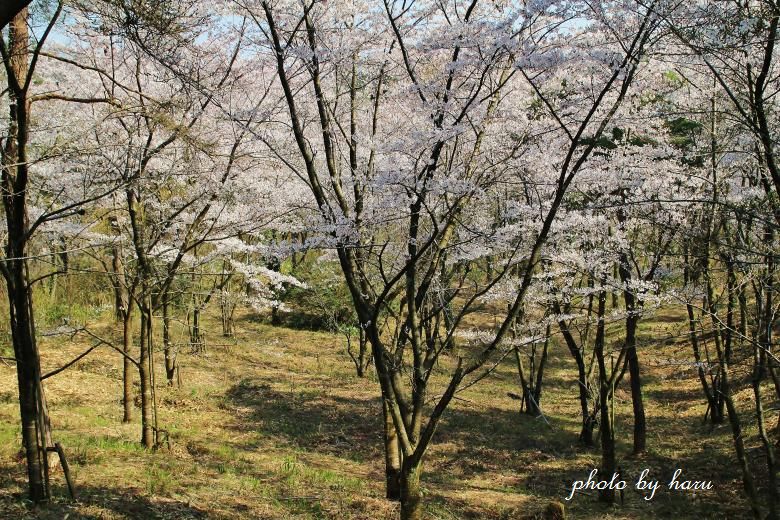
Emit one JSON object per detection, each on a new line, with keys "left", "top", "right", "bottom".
{"left": 122, "top": 309, "right": 133, "bottom": 423}
{"left": 556, "top": 312, "right": 594, "bottom": 446}
{"left": 686, "top": 301, "right": 723, "bottom": 423}
{"left": 400, "top": 461, "right": 422, "bottom": 520}
{"left": 580, "top": 404, "right": 596, "bottom": 447}
{"left": 111, "top": 245, "right": 125, "bottom": 321}
{"left": 138, "top": 305, "right": 154, "bottom": 448}
{"left": 514, "top": 345, "right": 543, "bottom": 416}
{"left": 49, "top": 252, "right": 58, "bottom": 299}
{"left": 684, "top": 251, "right": 723, "bottom": 424}
{"left": 347, "top": 327, "right": 371, "bottom": 377}
{"left": 594, "top": 284, "right": 615, "bottom": 503}
{"left": 723, "top": 387, "right": 761, "bottom": 518}
{"left": 752, "top": 369, "right": 778, "bottom": 520}
{"left": 358, "top": 327, "right": 370, "bottom": 376}
{"left": 112, "top": 246, "right": 134, "bottom": 423}
{"left": 625, "top": 315, "right": 646, "bottom": 454}
{"left": 163, "top": 298, "right": 176, "bottom": 385}
{"left": 618, "top": 249, "right": 646, "bottom": 455}
{"left": 190, "top": 306, "right": 203, "bottom": 352}
{"left": 383, "top": 396, "right": 402, "bottom": 500}
{"left": 2, "top": 8, "right": 53, "bottom": 502}
{"left": 10, "top": 280, "right": 48, "bottom": 502}
{"left": 755, "top": 225, "right": 778, "bottom": 519}
{"left": 220, "top": 290, "right": 235, "bottom": 338}
{"left": 714, "top": 283, "right": 761, "bottom": 519}
{"left": 532, "top": 328, "right": 549, "bottom": 412}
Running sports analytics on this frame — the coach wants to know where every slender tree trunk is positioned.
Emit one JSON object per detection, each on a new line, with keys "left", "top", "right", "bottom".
{"left": 353, "top": 337, "right": 366, "bottom": 377}
{"left": 514, "top": 346, "right": 533, "bottom": 414}
{"left": 594, "top": 283, "right": 615, "bottom": 503}
{"left": 111, "top": 246, "right": 124, "bottom": 321}
{"left": 112, "top": 245, "right": 134, "bottom": 422}
{"left": 190, "top": 306, "right": 202, "bottom": 352}
{"left": 49, "top": 252, "right": 58, "bottom": 298}
{"left": 514, "top": 338, "right": 547, "bottom": 416}
{"left": 383, "top": 396, "right": 401, "bottom": 500}
{"left": 399, "top": 460, "right": 423, "bottom": 520}
{"left": 358, "top": 327, "right": 370, "bottom": 376}
{"left": 579, "top": 394, "right": 596, "bottom": 447}
{"left": 9, "top": 278, "right": 48, "bottom": 502}
{"left": 625, "top": 315, "right": 646, "bottom": 454}
{"left": 532, "top": 326, "right": 550, "bottom": 410}
{"left": 755, "top": 225, "right": 778, "bottom": 519}
{"left": 618, "top": 248, "right": 646, "bottom": 454}
{"left": 686, "top": 301, "right": 722, "bottom": 423}
{"left": 723, "top": 386, "right": 761, "bottom": 518}
{"left": 611, "top": 262, "right": 619, "bottom": 309}
{"left": 138, "top": 304, "right": 154, "bottom": 448}
{"left": 163, "top": 298, "right": 176, "bottom": 385}
{"left": 752, "top": 368, "right": 778, "bottom": 520}
{"left": 2, "top": 8, "right": 53, "bottom": 502}
{"left": 714, "top": 294, "right": 761, "bottom": 519}
{"left": 122, "top": 309, "right": 133, "bottom": 423}
{"left": 220, "top": 287, "right": 234, "bottom": 338}
{"left": 347, "top": 327, "right": 371, "bottom": 377}
{"left": 684, "top": 249, "right": 723, "bottom": 424}
{"left": 556, "top": 313, "right": 594, "bottom": 446}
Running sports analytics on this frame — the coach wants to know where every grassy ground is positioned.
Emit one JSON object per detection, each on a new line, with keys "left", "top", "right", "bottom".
{"left": 0, "top": 304, "right": 769, "bottom": 519}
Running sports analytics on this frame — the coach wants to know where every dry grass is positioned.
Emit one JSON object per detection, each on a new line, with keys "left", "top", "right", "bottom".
{"left": 0, "top": 303, "right": 770, "bottom": 519}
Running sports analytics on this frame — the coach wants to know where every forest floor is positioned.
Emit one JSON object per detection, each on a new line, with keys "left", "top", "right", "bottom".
{"left": 0, "top": 305, "right": 768, "bottom": 519}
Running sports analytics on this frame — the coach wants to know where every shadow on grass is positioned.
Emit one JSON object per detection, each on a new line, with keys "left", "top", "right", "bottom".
{"left": 644, "top": 384, "right": 701, "bottom": 404}
{"left": 221, "top": 372, "right": 757, "bottom": 519}
{"left": 439, "top": 402, "right": 581, "bottom": 454}
{"left": 424, "top": 394, "right": 752, "bottom": 518}
{"left": 224, "top": 374, "right": 594, "bottom": 506}
{"left": 0, "top": 466, "right": 208, "bottom": 519}
{"left": 224, "top": 375, "right": 585, "bottom": 467}
{"left": 224, "top": 378, "right": 383, "bottom": 463}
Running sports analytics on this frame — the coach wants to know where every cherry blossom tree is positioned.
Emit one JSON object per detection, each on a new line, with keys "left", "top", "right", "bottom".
{"left": 253, "top": 0, "right": 662, "bottom": 516}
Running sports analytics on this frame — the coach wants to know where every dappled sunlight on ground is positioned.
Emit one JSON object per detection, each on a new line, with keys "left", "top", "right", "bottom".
{"left": 0, "top": 307, "right": 757, "bottom": 518}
